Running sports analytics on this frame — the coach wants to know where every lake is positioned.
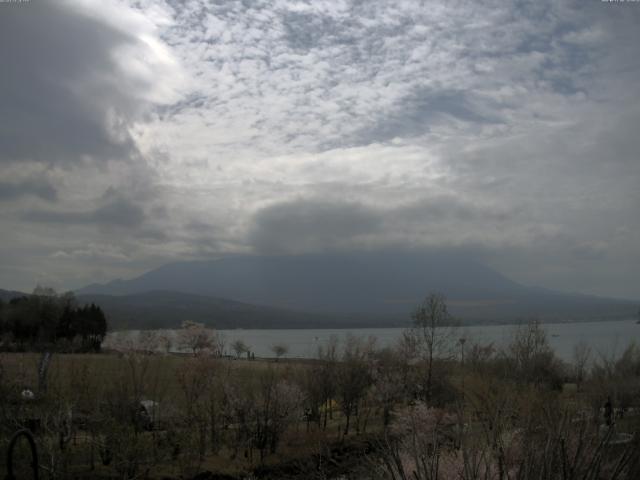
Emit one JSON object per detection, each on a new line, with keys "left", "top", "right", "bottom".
{"left": 105, "top": 319, "right": 640, "bottom": 363}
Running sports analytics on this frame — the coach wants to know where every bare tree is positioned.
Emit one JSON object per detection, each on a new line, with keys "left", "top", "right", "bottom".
{"left": 253, "top": 368, "right": 302, "bottom": 460}
{"left": 376, "top": 403, "right": 457, "bottom": 480}
{"left": 337, "top": 334, "right": 373, "bottom": 435}
{"left": 175, "top": 355, "right": 218, "bottom": 472}
{"left": 297, "top": 364, "right": 326, "bottom": 431}
{"left": 317, "top": 336, "right": 339, "bottom": 429}
{"left": 231, "top": 339, "right": 249, "bottom": 359}
{"left": 507, "top": 319, "right": 562, "bottom": 387}
{"left": 572, "top": 340, "right": 592, "bottom": 385}
{"left": 411, "top": 293, "right": 456, "bottom": 402}
{"left": 371, "top": 348, "right": 405, "bottom": 428}
{"left": 270, "top": 343, "right": 289, "bottom": 361}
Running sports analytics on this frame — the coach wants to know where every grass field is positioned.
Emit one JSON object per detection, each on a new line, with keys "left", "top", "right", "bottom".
{"left": 0, "top": 350, "right": 383, "bottom": 479}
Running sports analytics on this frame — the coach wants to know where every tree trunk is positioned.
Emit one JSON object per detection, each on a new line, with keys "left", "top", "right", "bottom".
{"left": 427, "top": 348, "right": 433, "bottom": 402}
{"left": 344, "top": 411, "right": 351, "bottom": 436}
{"left": 323, "top": 400, "right": 328, "bottom": 430}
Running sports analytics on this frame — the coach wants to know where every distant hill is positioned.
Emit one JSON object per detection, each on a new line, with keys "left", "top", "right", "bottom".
{"left": 0, "top": 289, "right": 26, "bottom": 302}
{"left": 77, "top": 251, "right": 637, "bottom": 325}
{"left": 76, "top": 290, "right": 365, "bottom": 330}
{"left": 0, "top": 287, "right": 365, "bottom": 330}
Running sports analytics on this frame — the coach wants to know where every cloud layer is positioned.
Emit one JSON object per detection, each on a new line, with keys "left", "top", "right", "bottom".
{"left": 0, "top": 0, "right": 639, "bottom": 299}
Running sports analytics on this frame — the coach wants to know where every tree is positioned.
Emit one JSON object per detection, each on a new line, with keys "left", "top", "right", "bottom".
{"left": 137, "top": 330, "right": 160, "bottom": 354}
{"left": 270, "top": 343, "right": 289, "bottom": 361}
{"left": 297, "top": 361, "right": 328, "bottom": 430}
{"left": 63, "top": 303, "right": 107, "bottom": 351}
{"left": 411, "top": 293, "right": 456, "bottom": 402}
{"left": 7, "top": 296, "right": 39, "bottom": 344}
{"left": 572, "top": 340, "right": 592, "bottom": 385}
{"left": 336, "top": 334, "right": 374, "bottom": 435}
{"left": 2, "top": 287, "right": 107, "bottom": 352}
{"left": 371, "top": 347, "right": 405, "bottom": 428}
{"left": 507, "top": 319, "right": 561, "bottom": 387}
{"left": 178, "top": 321, "right": 217, "bottom": 356}
{"left": 231, "top": 339, "right": 249, "bottom": 359}
{"left": 377, "top": 403, "right": 456, "bottom": 480}
{"left": 0, "top": 298, "right": 5, "bottom": 338}
{"left": 316, "top": 336, "right": 339, "bottom": 429}
{"left": 253, "top": 368, "right": 302, "bottom": 459}
{"left": 176, "top": 355, "right": 218, "bottom": 468}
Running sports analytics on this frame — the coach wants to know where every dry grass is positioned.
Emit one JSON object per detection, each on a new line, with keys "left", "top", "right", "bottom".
{"left": 0, "top": 351, "right": 371, "bottom": 478}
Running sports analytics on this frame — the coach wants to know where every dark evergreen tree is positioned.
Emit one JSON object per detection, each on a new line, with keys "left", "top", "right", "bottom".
{"left": 2, "top": 290, "right": 108, "bottom": 352}
{"left": 56, "top": 305, "right": 76, "bottom": 342}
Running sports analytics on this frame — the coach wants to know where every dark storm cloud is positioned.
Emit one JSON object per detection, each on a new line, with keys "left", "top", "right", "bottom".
{"left": 0, "top": 2, "right": 144, "bottom": 166}
{"left": 0, "top": 176, "right": 57, "bottom": 202}
{"left": 24, "top": 195, "right": 145, "bottom": 228}
{"left": 249, "top": 199, "right": 383, "bottom": 254}
{"left": 248, "top": 195, "right": 514, "bottom": 254}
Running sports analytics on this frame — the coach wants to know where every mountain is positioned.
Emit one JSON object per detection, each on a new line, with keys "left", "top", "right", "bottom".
{"left": 76, "top": 290, "right": 360, "bottom": 330}
{"left": 0, "top": 287, "right": 364, "bottom": 330}
{"left": 77, "top": 252, "right": 637, "bottom": 324}
{"left": 0, "top": 289, "right": 27, "bottom": 302}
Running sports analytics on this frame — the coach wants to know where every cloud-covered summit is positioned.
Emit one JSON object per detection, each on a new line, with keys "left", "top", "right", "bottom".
{"left": 0, "top": 0, "right": 639, "bottom": 300}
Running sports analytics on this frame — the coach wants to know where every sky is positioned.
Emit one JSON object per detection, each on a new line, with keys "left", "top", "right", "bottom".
{"left": 0, "top": 0, "right": 639, "bottom": 300}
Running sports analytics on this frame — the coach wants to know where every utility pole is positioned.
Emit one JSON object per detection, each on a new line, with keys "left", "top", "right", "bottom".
{"left": 459, "top": 337, "right": 466, "bottom": 406}
{"left": 458, "top": 337, "right": 466, "bottom": 449}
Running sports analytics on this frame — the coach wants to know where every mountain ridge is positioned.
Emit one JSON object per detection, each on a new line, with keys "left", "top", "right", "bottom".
{"left": 76, "top": 252, "right": 637, "bottom": 324}
{"left": 0, "top": 287, "right": 374, "bottom": 330}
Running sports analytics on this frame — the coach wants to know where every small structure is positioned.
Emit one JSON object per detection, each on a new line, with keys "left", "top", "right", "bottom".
{"left": 5, "top": 429, "right": 39, "bottom": 480}
{"left": 20, "top": 389, "right": 35, "bottom": 400}
{"left": 137, "top": 400, "right": 160, "bottom": 430}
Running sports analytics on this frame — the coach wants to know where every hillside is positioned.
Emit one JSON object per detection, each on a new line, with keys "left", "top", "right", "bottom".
{"left": 76, "top": 290, "right": 366, "bottom": 330}
{"left": 77, "top": 252, "right": 637, "bottom": 324}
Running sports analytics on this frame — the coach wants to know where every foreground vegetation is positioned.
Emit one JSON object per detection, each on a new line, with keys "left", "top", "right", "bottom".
{"left": 1, "top": 294, "right": 639, "bottom": 479}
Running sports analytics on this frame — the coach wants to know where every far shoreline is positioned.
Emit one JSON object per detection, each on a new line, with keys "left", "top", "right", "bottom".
{"left": 107, "top": 315, "right": 638, "bottom": 332}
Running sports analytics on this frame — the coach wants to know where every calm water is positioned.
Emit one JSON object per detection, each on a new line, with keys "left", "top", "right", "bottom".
{"left": 106, "top": 319, "right": 640, "bottom": 362}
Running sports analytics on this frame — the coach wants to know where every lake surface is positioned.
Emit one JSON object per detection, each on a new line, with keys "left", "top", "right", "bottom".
{"left": 106, "top": 319, "right": 640, "bottom": 362}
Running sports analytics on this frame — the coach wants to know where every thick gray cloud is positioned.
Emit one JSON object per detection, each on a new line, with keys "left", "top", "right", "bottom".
{"left": 24, "top": 194, "right": 146, "bottom": 228}
{"left": 249, "top": 199, "right": 383, "bottom": 254}
{"left": 0, "top": 0, "right": 182, "bottom": 290}
{"left": 0, "top": 177, "right": 57, "bottom": 202}
{"left": 0, "top": 3, "right": 142, "bottom": 166}
{"left": 249, "top": 194, "right": 517, "bottom": 255}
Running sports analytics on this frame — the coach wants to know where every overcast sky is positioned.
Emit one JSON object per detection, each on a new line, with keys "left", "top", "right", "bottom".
{"left": 0, "top": 0, "right": 639, "bottom": 299}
